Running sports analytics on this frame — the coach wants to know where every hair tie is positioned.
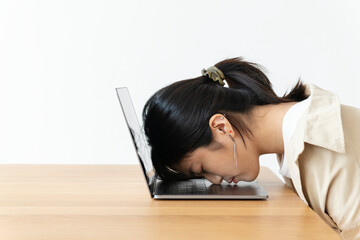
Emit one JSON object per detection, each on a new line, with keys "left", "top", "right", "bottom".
{"left": 201, "top": 66, "right": 225, "bottom": 86}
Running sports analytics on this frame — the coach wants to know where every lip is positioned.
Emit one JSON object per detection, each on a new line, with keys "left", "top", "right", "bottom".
{"left": 231, "top": 177, "right": 238, "bottom": 183}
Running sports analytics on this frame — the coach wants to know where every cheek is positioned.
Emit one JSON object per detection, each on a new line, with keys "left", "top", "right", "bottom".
{"left": 205, "top": 154, "right": 233, "bottom": 175}
{"left": 237, "top": 151, "right": 259, "bottom": 173}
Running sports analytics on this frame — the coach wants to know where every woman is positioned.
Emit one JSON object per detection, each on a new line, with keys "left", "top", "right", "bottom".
{"left": 142, "top": 57, "right": 360, "bottom": 240}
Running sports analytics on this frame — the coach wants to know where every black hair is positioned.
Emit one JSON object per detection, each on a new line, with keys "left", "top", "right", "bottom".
{"left": 142, "top": 57, "right": 308, "bottom": 182}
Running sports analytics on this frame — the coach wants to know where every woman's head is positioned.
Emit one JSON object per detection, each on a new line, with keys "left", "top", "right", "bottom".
{"left": 142, "top": 57, "right": 307, "bottom": 183}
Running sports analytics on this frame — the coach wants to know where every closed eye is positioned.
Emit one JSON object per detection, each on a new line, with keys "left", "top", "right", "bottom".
{"left": 201, "top": 166, "right": 206, "bottom": 175}
{"left": 189, "top": 166, "right": 205, "bottom": 178}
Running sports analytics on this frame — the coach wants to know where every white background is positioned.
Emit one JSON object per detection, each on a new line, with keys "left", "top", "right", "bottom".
{"left": 1, "top": 0, "right": 359, "bottom": 181}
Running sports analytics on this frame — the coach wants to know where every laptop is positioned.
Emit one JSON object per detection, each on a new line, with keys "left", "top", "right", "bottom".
{"left": 116, "top": 87, "right": 269, "bottom": 200}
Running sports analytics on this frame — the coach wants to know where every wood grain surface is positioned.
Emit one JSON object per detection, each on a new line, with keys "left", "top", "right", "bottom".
{"left": 0, "top": 165, "right": 339, "bottom": 240}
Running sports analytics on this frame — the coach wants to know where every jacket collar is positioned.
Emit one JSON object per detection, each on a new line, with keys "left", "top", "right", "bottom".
{"left": 290, "top": 83, "right": 346, "bottom": 165}
{"left": 302, "top": 83, "right": 345, "bottom": 154}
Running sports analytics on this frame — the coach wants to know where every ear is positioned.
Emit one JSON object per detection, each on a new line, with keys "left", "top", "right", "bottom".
{"left": 208, "top": 114, "right": 235, "bottom": 140}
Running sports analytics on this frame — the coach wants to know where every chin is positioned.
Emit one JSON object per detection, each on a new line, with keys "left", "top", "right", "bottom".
{"left": 243, "top": 175, "right": 257, "bottom": 182}
{"left": 245, "top": 168, "right": 260, "bottom": 182}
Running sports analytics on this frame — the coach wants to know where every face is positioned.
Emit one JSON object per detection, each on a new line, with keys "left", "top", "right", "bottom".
{"left": 172, "top": 114, "right": 260, "bottom": 184}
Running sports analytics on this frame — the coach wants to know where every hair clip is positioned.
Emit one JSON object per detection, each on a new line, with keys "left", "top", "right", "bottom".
{"left": 201, "top": 66, "right": 225, "bottom": 86}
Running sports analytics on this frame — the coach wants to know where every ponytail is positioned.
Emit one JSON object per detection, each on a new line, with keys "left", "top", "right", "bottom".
{"left": 215, "top": 57, "right": 308, "bottom": 103}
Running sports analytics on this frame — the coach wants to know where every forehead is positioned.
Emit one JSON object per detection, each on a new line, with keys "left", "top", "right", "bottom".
{"left": 172, "top": 156, "right": 193, "bottom": 175}
{"left": 172, "top": 148, "right": 204, "bottom": 175}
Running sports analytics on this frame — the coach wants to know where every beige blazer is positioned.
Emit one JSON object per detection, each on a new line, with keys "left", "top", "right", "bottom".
{"left": 276, "top": 84, "right": 360, "bottom": 240}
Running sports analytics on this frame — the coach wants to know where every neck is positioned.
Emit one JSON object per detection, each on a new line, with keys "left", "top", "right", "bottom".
{"left": 244, "top": 101, "right": 298, "bottom": 156}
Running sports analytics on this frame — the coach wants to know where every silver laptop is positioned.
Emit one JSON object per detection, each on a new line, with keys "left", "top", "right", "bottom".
{"left": 116, "top": 87, "right": 269, "bottom": 200}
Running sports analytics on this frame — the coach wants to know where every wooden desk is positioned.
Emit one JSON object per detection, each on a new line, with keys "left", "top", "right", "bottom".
{"left": 0, "top": 165, "right": 339, "bottom": 240}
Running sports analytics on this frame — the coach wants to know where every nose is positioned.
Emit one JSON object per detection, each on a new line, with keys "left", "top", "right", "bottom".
{"left": 203, "top": 173, "right": 223, "bottom": 184}
{"left": 223, "top": 177, "right": 233, "bottom": 183}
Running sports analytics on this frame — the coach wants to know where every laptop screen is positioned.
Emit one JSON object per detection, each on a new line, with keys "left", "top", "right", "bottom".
{"left": 116, "top": 87, "right": 155, "bottom": 182}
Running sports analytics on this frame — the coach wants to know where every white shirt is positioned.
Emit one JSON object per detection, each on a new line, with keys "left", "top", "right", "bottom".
{"left": 279, "top": 97, "right": 311, "bottom": 178}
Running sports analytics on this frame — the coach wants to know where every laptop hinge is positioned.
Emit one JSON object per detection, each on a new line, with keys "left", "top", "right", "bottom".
{"left": 149, "top": 174, "right": 157, "bottom": 197}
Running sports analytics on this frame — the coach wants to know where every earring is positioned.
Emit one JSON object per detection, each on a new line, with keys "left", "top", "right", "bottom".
{"left": 228, "top": 134, "right": 238, "bottom": 167}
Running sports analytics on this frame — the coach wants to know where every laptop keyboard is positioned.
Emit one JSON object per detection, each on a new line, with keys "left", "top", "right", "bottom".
{"left": 161, "top": 179, "right": 208, "bottom": 195}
